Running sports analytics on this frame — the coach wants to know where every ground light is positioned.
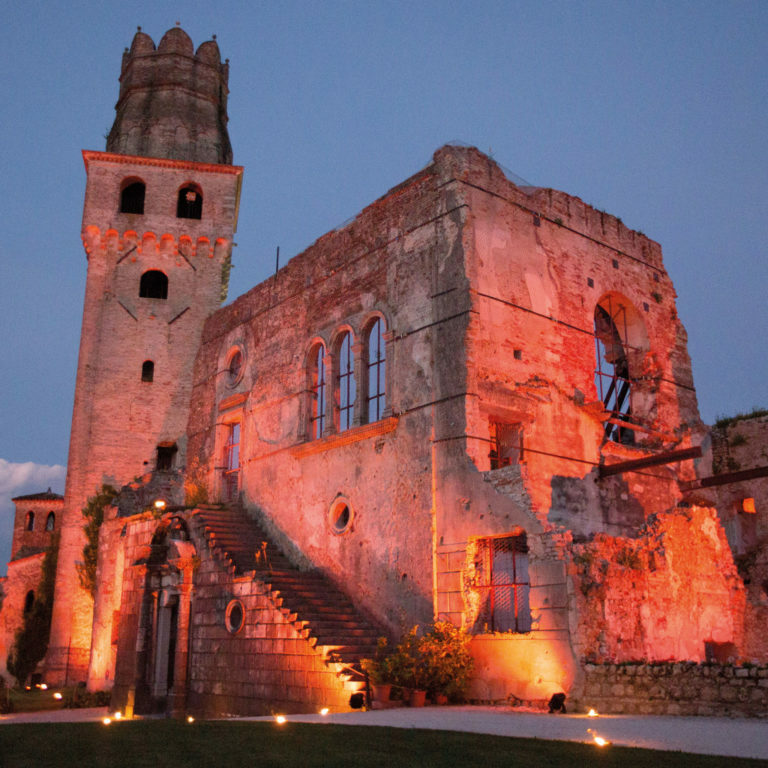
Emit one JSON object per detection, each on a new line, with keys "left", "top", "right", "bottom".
{"left": 587, "top": 708, "right": 599, "bottom": 717}
{"left": 102, "top": 717, "right": 112, "bottom": 725}
{"left": 114, "top": 712, "right": 122, "bottom": 720}
{"left": 53, "top": 692, "right": 63, "bottom": 700}
{"left": 187, "top": 716, "right": 195, "bottom": 723}
{"left": 587, "top": 728, "right": 610, "bottom": 747}
{"left": 275, "top": 715, "right": 287, "bottom": 724}
{"left": 319, "top": 708, "right": 329, "bottom": 716}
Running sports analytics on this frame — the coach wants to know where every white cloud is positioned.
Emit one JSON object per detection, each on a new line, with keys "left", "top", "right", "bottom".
{"left": 0, "top": 459, "right": 66, "bottom": 499}
{"left": 0, "top": 459, "right": 66, "bottom": 576}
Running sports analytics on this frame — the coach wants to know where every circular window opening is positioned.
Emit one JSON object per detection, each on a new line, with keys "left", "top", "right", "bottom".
{"left": 226, "top": 348, "right": 244, "bottom": 386}
{"left": 328, "top": 498, "right": 353, "bottom": 534}
{"left": 225, "top": 599, "right": 245, "bottom": 634}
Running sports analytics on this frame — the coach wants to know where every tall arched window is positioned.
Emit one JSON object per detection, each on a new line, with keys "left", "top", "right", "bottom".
{"left": 594, "top": 295, "right": 648, "bottom": 445}
{"left": 141, "top": 360, "right": 155, "bottom": 382}
{"left": 336, "top": 332, "right": 356, "bottom": 432}
{"left": 139, "top": 270, "right": 168, "bottom": 299}
{"left": 25, "top": 511, "right": 35, "bottom": 531}
{"left": 310, "top": 344, "right": 327, "bottom": 439}
{"left": 120, "top": 179, "right": 145, "bottom": 214}
{"left": 177, "top": 184, "right": 203, "bottom": 219}
{"left": 46, "top": 512, "right": 55, "bottom": 531}
{"left": 365, "top": 318, "right": 386, "bottom": 423}
{"left": 223, "top": 423, "right": 240, "bottom": 501}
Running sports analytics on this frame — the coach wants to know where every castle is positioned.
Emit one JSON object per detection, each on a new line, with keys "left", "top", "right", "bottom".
{"left": 2, "top": 26, "right": 766, "bottom": 717}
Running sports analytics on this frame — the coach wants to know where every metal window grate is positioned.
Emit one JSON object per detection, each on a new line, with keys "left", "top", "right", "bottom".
{"left": 474, "top": 535, "right": 531, "bottom": 633}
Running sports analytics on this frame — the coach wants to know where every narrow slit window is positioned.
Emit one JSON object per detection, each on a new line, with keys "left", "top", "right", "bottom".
{"left": 223, "top": 423, "right": 240, "bottom": 501}
{"left": 25, "top": 511, "right": 35, "bottom": 531}
{"left": 310, "top": 345, "right": 326, "bottom": 439}
{"left": 46, "top": 512, "right": 55, "bottom": 531}
{"left": 366, "top": 318, "right": 386, "bottom": 423}
{"left": 337, "top": 332, "right": 356, "bottom": 432}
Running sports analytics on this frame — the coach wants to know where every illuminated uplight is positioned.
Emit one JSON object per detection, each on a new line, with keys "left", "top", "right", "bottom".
{"left": 587, "top": 708, "right": 599, "bottom": 717}
{"left": 39, "top": 683, "right": 48, "bottom": 690}
{"left": 154, "top": 500, "right": 167, "bottom": 510}
{"left": 588, "top": 728, "right": 610, "bottom": 747}
{"left": 275, "top": 715, "right": 287, "bottom": 724}
{"left": 187, "top": 716, "right": 195, "bottom": 723}
{"left": 102, "top": 717, "right": 112, "bottom": 725}
{"left": 53, "top": 692, "right": 63, "bottom": 700}
{"left": 319, "top": 708, "right": 329, "bottom": 716}
{"left": 114, "top": 712, "right": 122, "bottom": 720}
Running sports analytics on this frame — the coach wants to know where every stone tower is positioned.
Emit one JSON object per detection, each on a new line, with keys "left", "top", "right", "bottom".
{"left": 46, "top": 26, "right": 243, "bottom": 685}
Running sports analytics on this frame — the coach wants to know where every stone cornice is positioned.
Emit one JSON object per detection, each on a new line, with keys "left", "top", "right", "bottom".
{"left": 290, "top": 417, "right": 398, "bottom": 458}
{"left": 82, "top": 150, "right": 243, "bottom": 177}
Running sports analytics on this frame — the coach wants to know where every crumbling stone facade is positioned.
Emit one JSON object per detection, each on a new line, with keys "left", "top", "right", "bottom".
{"left": 2, "top": 26, "right": 766, "bottom": 716}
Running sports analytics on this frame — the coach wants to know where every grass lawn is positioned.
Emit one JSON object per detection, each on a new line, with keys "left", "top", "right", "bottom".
{"left": 0, "top": 721, "right": 763, "bottom": 768}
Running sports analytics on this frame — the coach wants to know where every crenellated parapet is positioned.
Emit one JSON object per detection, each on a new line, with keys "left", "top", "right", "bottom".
{"left": 107, "top": 25, "right": 232, "bottom": 164}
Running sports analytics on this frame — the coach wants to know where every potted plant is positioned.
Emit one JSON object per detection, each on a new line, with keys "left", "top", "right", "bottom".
{"left": 418, "top": 621, "right": 474, "bottom": 704}
{"left": 361, "top": 638, "right": 392, "bottom": 703}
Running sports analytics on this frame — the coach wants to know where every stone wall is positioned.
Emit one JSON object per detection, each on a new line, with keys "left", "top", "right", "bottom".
{"left": 579, "top": 661, "right": 768, "bottom": 717}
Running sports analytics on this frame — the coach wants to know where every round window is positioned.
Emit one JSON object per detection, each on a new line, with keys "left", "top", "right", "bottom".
{"left": 226, "top": 348, "right": 244, "bottom": 386}
{"left": 225, "top": 599, "right": 245, "bottom": 634}
{"left": 328, "top": 498, "right": 354, "bottom": 534}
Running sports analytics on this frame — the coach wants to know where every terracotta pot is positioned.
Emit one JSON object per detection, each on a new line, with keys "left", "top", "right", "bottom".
{"left": 433, "top": 693, "right": 449, "bottom": 705}
{"left": 371, "top": 683, "right": 392, "bottom": 702}
{"left": 409, "top": 689, "right": 427, "bottom": 707}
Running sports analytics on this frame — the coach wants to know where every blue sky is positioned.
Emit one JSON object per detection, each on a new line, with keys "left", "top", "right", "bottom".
{"left": 0, "top": 0, "right": 766, "bottom": 571}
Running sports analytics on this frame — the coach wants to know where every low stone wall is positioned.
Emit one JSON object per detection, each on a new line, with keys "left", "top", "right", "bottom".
{"left": 579, "top": 662, "right": 768, "bottom": 717}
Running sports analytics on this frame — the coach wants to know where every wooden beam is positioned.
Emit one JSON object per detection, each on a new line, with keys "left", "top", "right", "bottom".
{"left": 695, "top": 465, "right": 768, "bottom": 489}
{"left": 599, "top": 446, "right": 702, "bottom": 478}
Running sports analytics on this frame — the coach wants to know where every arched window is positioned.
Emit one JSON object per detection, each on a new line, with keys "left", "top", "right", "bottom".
{"left": 365, "top": 318, "right": 386, "bottom": 423}
{"left": 24, "top": 590, "right": 35, "bottom": 615}
{"left": 46, "top": 512, "right": 55, "bottom": 531}
{"left": 177, "top": 184, "right": 203, "bottom": 219}
{"left": 25, "top": 511, "right": 35, "bottom": 531}
{"left": 336, "top": 332, "right": 356, "bottom": 432}
{"left": 120, "top": 179, "right": 145, "bottom": 214}
{"left": 139, "top": 270, "right": 168, "bottom": 299}
{"left": 141, "top": 360, "right": 154, "bottom": 382}
{"left": 594, "top": 295, "right": 648, "bottom": 445}
{"left": 309, "top": 344, "right": 327, "bottom": 439}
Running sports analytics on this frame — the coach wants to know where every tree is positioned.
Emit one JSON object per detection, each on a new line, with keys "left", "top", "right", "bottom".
{"left": 6, "top": 535, "right": 59, "bottom": 686}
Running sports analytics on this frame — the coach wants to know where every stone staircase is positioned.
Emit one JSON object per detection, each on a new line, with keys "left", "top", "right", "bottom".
{"left": 191, "top": 504, "right": 383, "bottom": 668}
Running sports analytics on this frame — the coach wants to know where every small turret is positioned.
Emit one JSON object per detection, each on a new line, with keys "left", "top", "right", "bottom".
{"left": 106, "top": 25, "right": 232, "bottom": 164}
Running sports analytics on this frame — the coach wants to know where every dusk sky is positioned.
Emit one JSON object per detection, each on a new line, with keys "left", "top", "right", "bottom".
{"left": 1, "top": 1, "right": 765, "bottom": 571}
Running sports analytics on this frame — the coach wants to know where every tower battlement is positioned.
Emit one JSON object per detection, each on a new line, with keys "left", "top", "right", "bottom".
{"left": 107, "top": 26, "right": 232, "bottom": 165}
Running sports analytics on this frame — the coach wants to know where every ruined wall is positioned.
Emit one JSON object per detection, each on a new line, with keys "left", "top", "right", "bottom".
{"left": 580, "top": 661, "right": 768, "bottom": 716}
{"left": 186, "top": 154, "right": 469, "bottom": 635}
{"left": 570, "top": 505, "right": 744, "bottom": 663}
{"left": 707, "top": 414, "right": 768, "bottom": 661}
